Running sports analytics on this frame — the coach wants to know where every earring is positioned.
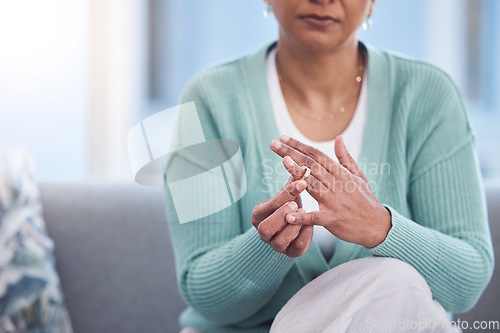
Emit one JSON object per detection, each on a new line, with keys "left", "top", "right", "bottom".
{"left": 263, "top": 2, "right": 272, "bottom": 19}
{"left": 362, "top": 16, "right": 373, "bottom": 31}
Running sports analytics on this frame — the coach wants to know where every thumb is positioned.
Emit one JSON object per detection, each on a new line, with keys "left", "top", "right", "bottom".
{"left": 281, "top": 176, "right": 303, "bottom": 208}
{"left": 334, "top": 136, "right": 367, "bottom": 182}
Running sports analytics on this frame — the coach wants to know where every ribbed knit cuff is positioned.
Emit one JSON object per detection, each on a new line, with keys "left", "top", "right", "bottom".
{"left": 367, "top": 204, "right": 432, "bottom": 258}
{"left": 184, "top": 227, "right": 297, "bottom": 324}
{"left": 239, "top": 228, "right": 296, "bottom": 282}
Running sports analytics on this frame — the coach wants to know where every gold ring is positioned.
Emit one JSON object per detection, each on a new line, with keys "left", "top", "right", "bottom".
{"left": 301, "top": 166, "right": 311, "bottom": 181}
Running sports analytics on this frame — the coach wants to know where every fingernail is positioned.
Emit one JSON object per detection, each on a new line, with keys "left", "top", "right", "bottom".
{"left": 284, "top": 156, "right": 293, "bottom": 167}
{"left": 271, "top": 140, "right": 282, "bottom": 149}
{"left": 280, "top": 135, "right": 290, "bottom": 142}
{"left": 287, "top": 215, "right": 296, "bottom": 223}
{"left": 288, "top": 201, "right": 298, "bottom": 210}
{"left": 295, "top": 180, "right": 306, "bottom": 191}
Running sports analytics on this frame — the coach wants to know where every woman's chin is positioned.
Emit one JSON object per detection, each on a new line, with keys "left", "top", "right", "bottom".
{"left": 292, "top": 32, "right": 348, "bottom": 52}
{"left": 299, "top": 38, "right": 344, "bottom": 53}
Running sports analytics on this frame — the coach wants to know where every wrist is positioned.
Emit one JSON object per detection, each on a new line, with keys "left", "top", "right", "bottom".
{"left": 366, "top": 205, "right": 392, "bottom": 248}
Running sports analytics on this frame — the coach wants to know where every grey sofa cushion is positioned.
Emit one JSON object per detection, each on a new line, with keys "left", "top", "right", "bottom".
{"left": 40, "top": 182, "right": 185, "bottom": 333}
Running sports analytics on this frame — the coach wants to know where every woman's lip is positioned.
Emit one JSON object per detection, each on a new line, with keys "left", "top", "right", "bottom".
{"left": 300, "top": 15, "right": 338, "bottom": 27}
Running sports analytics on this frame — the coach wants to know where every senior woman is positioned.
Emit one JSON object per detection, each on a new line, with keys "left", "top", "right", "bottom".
{"left": 165, "top": 0, "right": 494, "bottom": 332}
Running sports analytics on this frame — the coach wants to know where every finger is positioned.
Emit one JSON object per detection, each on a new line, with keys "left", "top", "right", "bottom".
{"left": 272, "top": 138, "right": 349, "bottom": 187}
{"left": 271, "top": 180, "right": 307, "bottom": 209}
{"left": 286, "top": 211, "right": 325, "bottom": 226}
{"left": 278, "top": 135, "right": 349, "bottom": 179}
{"left": 270, "top": 223, "right": 302, "bottom": 253}
{"left": 282, "top": 155, "right": 334, "bottom": 204}
{"left": 272, "top": 139, "right": 328, "bottom": 183}
{"left": 294, "top": 186, "right": 303, "bottom": 208}
{"left": 286, "top": 225, "right": 314, "bottom": 257}
{"left": 252, "top": 180, "right": 306, "bottom": 225}
{"left": 258, "top": 201, "right": 298, "bottom": 243}
{"left": 334, "top": 135, "right": 367, "bottom": 182}
{"left": 279, "top": 175, "right": 294, "bottom": 190}
{"left": 283, "top": 155, "right": 308, "bottom": 180}
{"left": 295, "top": 208, "right": 306, "bottom": 214}
{"left": 281, "top": 175, "right": 304, "bottom": 209}
{"left": 271, "top": 139, "right": 316, "bottom": 171}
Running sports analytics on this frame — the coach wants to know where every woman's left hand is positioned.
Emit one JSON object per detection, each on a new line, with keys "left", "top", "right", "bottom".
{"left": 270, "top": 135, "right": 392, "bottom": 248}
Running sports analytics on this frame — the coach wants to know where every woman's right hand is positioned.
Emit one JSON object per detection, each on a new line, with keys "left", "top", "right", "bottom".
{"left": 251, "top": 179, "right": 313, "bottom": 257}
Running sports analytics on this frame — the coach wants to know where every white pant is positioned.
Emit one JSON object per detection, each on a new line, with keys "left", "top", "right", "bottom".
{"left": 271, "top": 257, "right": 460, "bottom": 333}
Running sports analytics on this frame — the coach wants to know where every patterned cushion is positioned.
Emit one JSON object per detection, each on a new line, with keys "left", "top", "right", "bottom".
{"left": 0, "top": 147, "right": 72, "bottom": 333}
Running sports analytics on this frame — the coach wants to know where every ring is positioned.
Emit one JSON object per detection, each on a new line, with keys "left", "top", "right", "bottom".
{"left": 300, "top": 166, "right": 311, "bottom": 181}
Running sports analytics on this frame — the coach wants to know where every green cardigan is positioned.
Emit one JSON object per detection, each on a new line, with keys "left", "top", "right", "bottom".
{"left": 165, "top": 41, "right": 494, "bottom": 332}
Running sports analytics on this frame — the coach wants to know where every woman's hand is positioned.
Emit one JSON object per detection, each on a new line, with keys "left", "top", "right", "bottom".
{"left": 251, "top": 178, "right": 313, "bottom": 257}
{"left": 270, "top": 135, "right": 391, "bottom": 248}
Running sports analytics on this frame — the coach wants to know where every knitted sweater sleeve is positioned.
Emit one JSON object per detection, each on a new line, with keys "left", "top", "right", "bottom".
{"left": 164, "top": 71, "right": 295, "bottom": 325}
{"left": 368, "top": 66, "right": 494, "bottom": 313}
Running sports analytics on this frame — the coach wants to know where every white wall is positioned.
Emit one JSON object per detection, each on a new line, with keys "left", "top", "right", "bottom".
{"left": 0, "top": 0, "right": 88, "bottom": 180}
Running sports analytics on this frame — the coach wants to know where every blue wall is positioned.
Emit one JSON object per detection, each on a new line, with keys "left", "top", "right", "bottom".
{"left": 152, "top": 1, "right": 277, "bottom": 110}
{"left": 149, "top": 0, "right": 500, "bottom": 177}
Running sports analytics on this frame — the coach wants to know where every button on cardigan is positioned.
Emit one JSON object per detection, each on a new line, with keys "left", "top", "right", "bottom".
{"left": 164, "top": 41, "right": 494, "bottom": 333}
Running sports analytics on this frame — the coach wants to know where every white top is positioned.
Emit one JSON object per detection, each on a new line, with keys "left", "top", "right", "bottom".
{"left": 265, "top": 46, "right": 369, "bottom": 262}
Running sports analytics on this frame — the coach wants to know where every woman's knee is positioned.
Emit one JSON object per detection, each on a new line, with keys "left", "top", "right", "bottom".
{"left": 272, "top": 257, "right": 447, "bottom": 333}
{"left": 360, "top": 257, "right": 431, "bottom": 296}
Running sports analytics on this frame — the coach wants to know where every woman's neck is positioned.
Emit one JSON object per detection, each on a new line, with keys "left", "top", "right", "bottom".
{"left": 275, "top": 35, "right": 361, "bottom": 108}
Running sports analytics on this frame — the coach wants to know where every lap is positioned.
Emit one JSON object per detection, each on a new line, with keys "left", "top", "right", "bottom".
{"left": 271, "top": 257, "right": 459, "bottom": 333}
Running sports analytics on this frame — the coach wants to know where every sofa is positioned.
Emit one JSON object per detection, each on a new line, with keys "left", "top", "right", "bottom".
{"left": 40, "top": 181, "right": 500, "bottom": 333}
